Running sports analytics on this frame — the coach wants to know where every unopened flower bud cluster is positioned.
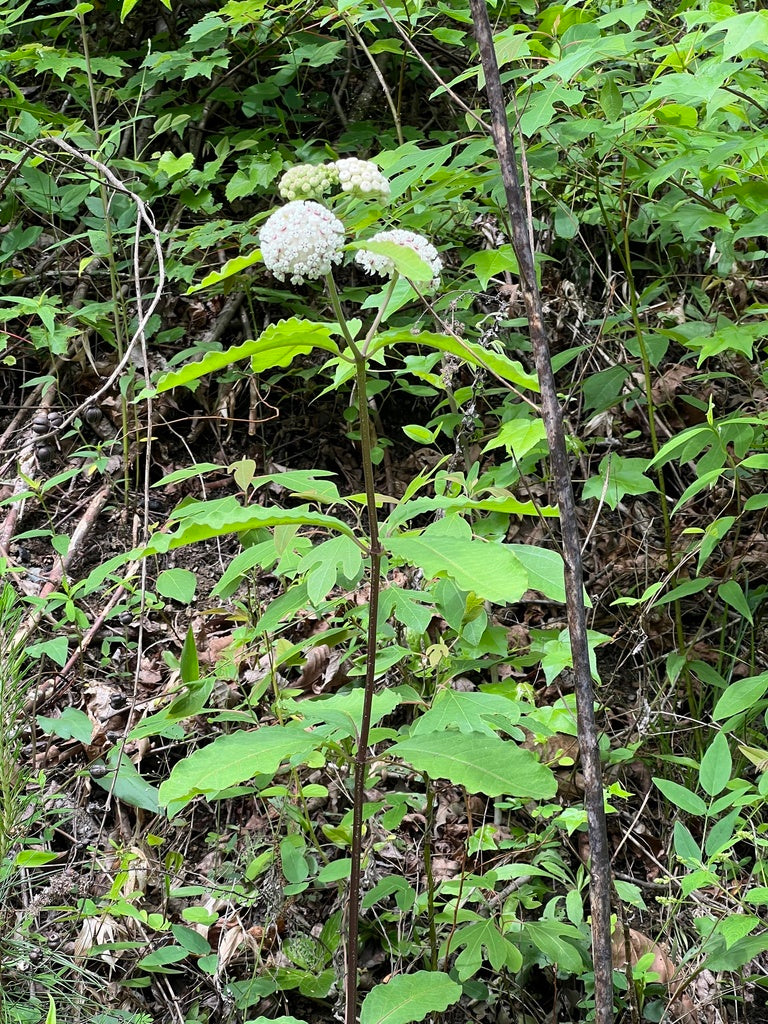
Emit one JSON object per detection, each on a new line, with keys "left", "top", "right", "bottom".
{"left": 278, "top": 163, "right": 338, "bottom": 201}
{"left": 277, "top": 158, "right": 390, "bottom": 202}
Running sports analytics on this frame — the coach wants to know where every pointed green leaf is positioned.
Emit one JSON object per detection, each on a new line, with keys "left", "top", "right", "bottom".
{"left": 360, "top": 971, "right": 461, "bottom": 1024}
{"left": 387, "top": 519, "right": 527, "bottom": 605}
{"left": 158, "top": 725, "right": 318, "bottom": 813}
{"left": 389, "top": 733, "right": 556, "bottom": 798}
{"left": 713, "top": 672, "right": 768, "bottom": 720}
{"left": 653, "top": 778, "right": 706, "bottom": 816}
{"left": 699, "top": 731, "right": 732, "bottom": 797}
{"left": 179, "top": 626, "right": 200, "bottom": 685}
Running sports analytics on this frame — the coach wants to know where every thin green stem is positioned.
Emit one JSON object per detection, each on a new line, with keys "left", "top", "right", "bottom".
{"left": 328, "top": 272, "right": 389, "bottom": 1024}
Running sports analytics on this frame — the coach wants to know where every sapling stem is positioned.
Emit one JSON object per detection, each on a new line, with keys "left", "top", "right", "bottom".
{"left": 469, "top": 3, "right": 614, "bottom": 1020}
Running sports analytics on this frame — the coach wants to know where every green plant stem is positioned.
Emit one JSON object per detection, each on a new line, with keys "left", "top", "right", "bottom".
{"left": 327, "top": 273, "right": 385, "bottom": 1024}
{"left": 469, "top": 4, "right": 614, "bottom": 1021}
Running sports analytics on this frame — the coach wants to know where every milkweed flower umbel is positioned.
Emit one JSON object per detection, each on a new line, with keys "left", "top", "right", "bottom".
{"left": 259, "top": 200, "right": 345, "bottom": 284}
{"left": 335, "top": 158, "right": 390, "bottom": 199}
{"left": 355, "top": 228, "right": 442, "bottom": 288}
{"left": 278, "top": 162, "right": 339, "bottom": 201}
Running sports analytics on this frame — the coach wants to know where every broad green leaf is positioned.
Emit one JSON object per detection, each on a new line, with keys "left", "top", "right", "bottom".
{"left": 211, "top": 540, "right": 277, "bottom": 599}
{"left": 520, "top": 920, "right": 587, "bottom": 973}
{"left": 156, "top": 568, "right": 197, "bottom": 604}
{"left": 713, "top": 672, "right": 768, "bottom": 720}
{"left": 717, "top": 580, "right": 753, "bottom": 625}
{"left": 158, "top": 725, "right": 318, "bottom": 813}
{"left": 157, "top": 151, "right": 194, "bottom": 178}
{"left": 483, "top": 417, "right": 547, "bottom": 459}
{"left": 37, "top": 707, "right": 92, "bottom": 744}
{"left": 452, "top": 919, "right": 522, "bottom": 980}
{"left": 299, "top": 535, "right": 363, "bottom": 605}
{"left": 137, "top": 946, "right": 187, "bottom": 972}
{"left": 508, "top": 544, "right": 568, "bottom": 603}
{"left": 295, "top": 689, "right": 403, "bottom": 739}
{"left": 411, "top": 689, "right": 521, "bottom": 737}
{"left": 387, "top": 518, "right": 527, "bottom": 605}
{"left": 346, "top": 240, "right": 434, "bottom": 282}
{"left": 360, "top": 971, "right": 461, "bottom": 1024}
{"left": 699, "top": 731, "right": 732, "bottom": 796}
{"left": 27, "top": 636, "right": 68, "bottom": 667}
{"left": 15, "top": 851, "right": 59, "bottom": 867}
{"left": 171, "top": 924, "right": 211, "bottom": 956}
{"left": 673, "top": 820, "right": 702, "bottom": 866}
{"left": 705, "top": 807, "right": 740, "bottom": 859}
{"left": 92, "top": 751, "right": 160, "bottom": 814}
{"left": 582, "top": 455, "right": 658, "bottom": 510}
{"left": 188, "top": 251, "right": 263, "bottom": 293}
{"left": 462, "top": 246, "right": 520, "bottom": 289}
{"left": 389, "top": 733, "right": 557, "bottom": 799}
{"left": 653, "top": 777, "right": 706, "bottom": 816}
{"left": 379, "top": 585, "right": 434, "bottom": 633}
{"left": 599, "top": 78, "right": 623, "bottom": 121}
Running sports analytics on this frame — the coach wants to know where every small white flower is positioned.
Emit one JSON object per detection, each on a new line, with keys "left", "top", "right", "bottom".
{"left": 355, "top": 228, "right": 442, "bottom": 287}
{"left": 278, "top": 163, "right": 339, "bottom": 201}
{"left": 334, "top": 158, "right": 390, "bottom": 199}
{"left": 260, "top": 200, "right": 345, "bottom": 284}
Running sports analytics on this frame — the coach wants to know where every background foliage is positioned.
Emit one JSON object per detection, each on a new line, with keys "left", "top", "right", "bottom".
{"left": 1, "top": 0, "right": 768, "bottom": 1022}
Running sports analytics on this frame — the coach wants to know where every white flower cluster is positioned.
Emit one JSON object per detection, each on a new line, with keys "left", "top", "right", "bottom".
{"left": 335, "top": 157, "right": 390, "bottom": 199}
{"left": 259, "top": 200, "right": 344, "bottom": 284}
{"left": 278, "top": 162, "right": 338, "bottom": 201}
{"left": 355, "top": 228, "right": 442, "bottom": 288}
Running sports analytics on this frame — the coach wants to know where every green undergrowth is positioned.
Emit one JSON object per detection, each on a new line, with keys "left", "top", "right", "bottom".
{"left": 2, "top": 0, "right": 768, "bottom": 1021}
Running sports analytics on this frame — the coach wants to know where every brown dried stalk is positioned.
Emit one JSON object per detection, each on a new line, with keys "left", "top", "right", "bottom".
{"left": 467, "top": 3, "right": 614, "bottom": 1021}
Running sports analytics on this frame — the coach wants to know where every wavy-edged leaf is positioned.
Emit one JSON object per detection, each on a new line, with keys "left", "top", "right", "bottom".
{"left": 373, "top": 328, "right": 539, "bottom": 391}
{"left": 249, "top": 318, "right": 341, "bottom": 373}
{"left": 145, "top": 496, "right": 358, "bottom": 553}
{"left": 389, "top": 732, "right": 556, "bottom": 799}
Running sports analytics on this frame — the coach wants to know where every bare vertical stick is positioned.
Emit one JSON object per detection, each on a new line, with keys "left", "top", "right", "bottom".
{"left": 468, "top": 3, "right": 614, "bottom": 1020}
